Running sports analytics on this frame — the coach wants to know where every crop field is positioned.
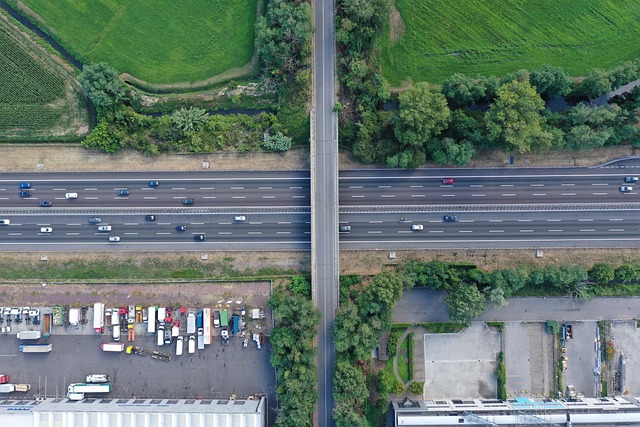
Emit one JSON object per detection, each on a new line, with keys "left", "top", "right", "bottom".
{"left": 0, "top": 21, "right": 88, "bottom": 140}
{"left": 20, "top": 0, "right": 257, "bottom": 84}
{"left": 381, "top": 0, "right": 640, "bottom": 86}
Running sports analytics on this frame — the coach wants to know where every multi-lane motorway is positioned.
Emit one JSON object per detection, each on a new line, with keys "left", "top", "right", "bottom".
{"left": 0, "top": 168, "right": 639, "bottom": 249}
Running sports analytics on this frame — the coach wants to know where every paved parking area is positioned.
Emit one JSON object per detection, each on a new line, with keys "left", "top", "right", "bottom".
{"left": 610, "top": 320, "right": 640, "bottom": 396}
{"left": 504, "top": 322, "right": 553, "bottom": 398}
{"left": 563, "top": 321, "right": 598, "bottom": 398}
{"left": 423, "top": 323, "right": 500, "bottom": 399}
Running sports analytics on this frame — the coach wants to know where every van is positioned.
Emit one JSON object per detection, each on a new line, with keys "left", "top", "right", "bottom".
{"left": 158, "top": 307, "right": 166, "bottom": 325}
{"left": 112, "top": 325, "right": 120, "bottom": 341}
{"left": 176, "top": 336, "right": 184, "bottom": 356}
{"left": 157, "top": 326, "right": 164, "bottom": 346}
{"left": 188, "top": 336, "right": 196, "bottom": 354}
{"left": 86, "top": 374, "right": 110, "bottom": 383}
{"left": 97, "top": 225, "right": 112, "bottom": 232}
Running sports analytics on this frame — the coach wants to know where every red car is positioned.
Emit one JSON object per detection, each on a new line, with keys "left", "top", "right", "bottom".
{"left": 0, "top": 374, "right": 9, "bottom": 384}
{"left": 119, "top": 307, "right": 127, "bottom": 315}
{"left": 442, "top": 178, "right": 454, "bottom": 184}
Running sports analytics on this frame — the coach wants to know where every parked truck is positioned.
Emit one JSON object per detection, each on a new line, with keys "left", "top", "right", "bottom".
{"left": 15, "top": 384, "right": 30, "bottom": 392}
{"left": 151, "top": 350, "right": 172, "bottom": 362}
{"left": 197, "top": 328, "right": 205, "bottom": 350}
{"left": 43, "top": 313, "right": 52, "bottom": 337}
{"left": 196, "top": 310, "right": 203, "bottom": 328}
{"left": 0, "top": 375, "right": 9, "bottom": 384}
{"left": 67, "top": 383, "right": 112, "bottom": 399}
{"left": 220, "top": 310, "right": 229, "bottom": 328}
{"left": 17, "top": 331, "right": 41, "bottom": 340}
{"left": 101, "top": 342, "right": 124, "bottom": 352}
{"left": 126, "top": 345, "right": 149, "bottom": 356}
{"left": 158, "top": 307, "right": 166, "bottom": 326}
{"left": 135, "top": 305, "right": 142, "bottom": 323}
{"left": 93, "top": 303, "right": 105, "bottom": 333}
{"left": 188, "top": 335, "right": 196, "bottom": 354}
{"left": 19, "top": 343, "right": 52, "bottom": 353}
{"left": 148, "top": 306, "right": 157, "bottom": 334}
{"left": 232, "top": 314, "right": 240, "bottom": 335}
{"left": 203, "top": 308, "right": 212, "bottom": 345}
{"left": 171, "top": 321, "right": 180, "bottom": 337}
{"left": 68, "top": 308, "right": 80, "bottom": 326}
{"left": 186, "top": 311, "right": 196, "bottom": 334}
{"left": 221, "top": 328, "right": 229, "bottom": 346}
{"left": 0, "top": 384, "right": 28, "bottom": 393}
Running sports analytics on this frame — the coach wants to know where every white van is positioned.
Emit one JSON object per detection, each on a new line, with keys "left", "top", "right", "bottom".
{"left": 158, "top": 307, "right": 166, "bottom": 325}
{"left": 157, "top": 326, "right": 164, "bottom": 346}
{"left": 112, "top": 324, "right": 120, "bottom": 341}
{"left": 176, "top": 336, "right": 184, "bottom": 356}
{"left": 86, "top": 374, "right": 110, "bottom": 383}
{"left": 188, "top": 336, "right": 196, "bottom": 354}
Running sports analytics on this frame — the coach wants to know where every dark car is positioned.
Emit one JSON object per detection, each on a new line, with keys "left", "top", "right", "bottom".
{"left": 145, "top": 215, "right": 156, "bottom": 221}
{"left": 19, "top": 182, "right": 31, "bottom": 189}
{"left": 88, "top": 217, "right": 102, "bottom": 224}
{"left": 39, "top": 200, "right": 52, "bottom": 207}
{"left": 443, "top": 215, "right": 458, "bottom": 222}
{"left": 442, "top": 178, "right": 454, "bottom": 185}
{"left": 116, "top": 189, "right": 130, "bottom": 196}
{"left": 624, "top": 176, "right": 639, "bottom": 183}
{"left": 176, "top": 225, "right": 187, "bottom": 231}
{"left": 147, "top": 181, "right": 159, "bottom": 187}
{"left": 164, "top": 328, "right": 172, "bottom": 345}
{"left": 182, "top": 198, "right": 194, "bottom": 205}
{"left": 339, "top": 225, "right": 351, "bottom": 232}
{"left": 19, "top": 191, "right": 32, "bottom": 198}
{"left": 194, "top": 234, "right": 206, "bottom": 241}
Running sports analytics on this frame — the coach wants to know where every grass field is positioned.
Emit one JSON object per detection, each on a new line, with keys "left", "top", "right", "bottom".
{"left": 0, "top": 18, "right": 88, "bottom": 140}
{"left": 381, "top": 0, "right": 640, "bottom": 86}
{"left": 20, "top": 0, "right": 257, "bottom": 84}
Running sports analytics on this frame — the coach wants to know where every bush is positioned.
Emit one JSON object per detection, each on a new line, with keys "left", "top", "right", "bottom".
{"left": 546, "top": 320, "right": 561, "bottom": 335}
{"left": 263, "top": 131, "right": 293, "bottom": 151}
{"left": 408, "top": 381, "right": 424, "bottom": 395}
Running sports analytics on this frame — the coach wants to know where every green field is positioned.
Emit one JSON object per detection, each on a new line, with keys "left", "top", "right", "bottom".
{"left": 0, "top": 21, "right": 88, "bottom": 140}
{"left": 20, "top": 0, "right": 257, "bottom": 84}
{"left": 381, "top": 0, "right": 640, "bottom": 86}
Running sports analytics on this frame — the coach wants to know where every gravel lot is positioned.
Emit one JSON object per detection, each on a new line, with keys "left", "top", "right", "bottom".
{"left": 504, "top": 322, "right": 553, "bottom": 398}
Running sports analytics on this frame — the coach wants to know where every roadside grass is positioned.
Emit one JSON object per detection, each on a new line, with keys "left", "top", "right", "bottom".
{"left": 381, "top": 0, "right": 640, "bottom": 85}
{"left": 19, "top": 0, "right": 257, "bottom": 84}
{"left": 397, "top": 335, "right": 411, "bottom": 383}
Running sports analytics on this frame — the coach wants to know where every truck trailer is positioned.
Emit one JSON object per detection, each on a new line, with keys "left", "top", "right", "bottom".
{"left": 68, "top": 383, "right": 112, "bottom": 394}
{"left": 186, "top": 312, "right": 196, "bottom": 334}
{"left": 101, "top": 342, "right": 124, "bottom": 352}
{"left": 68, "top": 308, "right": 80, "bottom": 326}
{"left": 19, "top": 343, "right": 52, "bottom": 353}
{"left": 203, "top": 308, "right": 212, "bottom": 345}
{"left": 220, "top": 310, "right": 229, "bottom": 328}
{"left": 93, "top": 303, "right": 105, "bottom": 333}
{"left": 17, "top": 330, "right": 41, "bottom": 340}
{"left": 147, "top": 306, "right": 157, "bottom": 334}
{"left": 43, "top": 313, "right": 52, "bottom": 337}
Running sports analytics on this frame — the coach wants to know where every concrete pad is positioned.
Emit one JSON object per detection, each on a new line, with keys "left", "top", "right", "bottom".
{"left": 610, "top": 321, "right": 640, "bottom": 396}
{"left": 504, "top": 322, "right": 552, "bottom": 398}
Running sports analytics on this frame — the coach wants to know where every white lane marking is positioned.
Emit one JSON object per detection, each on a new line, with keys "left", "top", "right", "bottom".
{"left": 171, "top": 187, "right": 186, "bottom": 190}
{"left": 203, "top": 196, "right": 216, "bottom": 199}
{"left": 249, "top": 222, "right": 263, "bottom": 225}
{"left": 470, "top": 185, "right": 484, "bottom": 188}
{"left": 232, "top": 196, "right": 246, "bottom": 199}
{"left": 351, "top": 195, "right": 365, "bottom": 198}
{"left": 548, "top": 229, "right": 563, "bottom": 232}
{"left": 459, "top": 230, "right": 473, "bottom": 233}
{"left": 440, "top": 185, "right": 453, "bottom": 188}
{"left": 218, "top": 232, "right": 232, "bottom": 235}
{"left": 532, "top": 193, "right": 546, "bottom": 196}
{"left": 124, "top": 232, "right": 139, "bottom": 235}
{"left": 230, "top": 186, "right": 245, "bottom": 190}
{"left": 561, "top": 183, "right": 575, "bottom": 186}
{"left": 547, "top": 219, "right": 562, "bottom": 222}
{"left": 143, "top": 197, "right": 157, "bottom": 200}
{"left": 378, "top": 185, "right": 391, "bottom": 188}
{"left": 500, "top": 184, "right": 514, "bottom": 187}
{"left": 190, "top": 222, "right": 205, "bottom": 225}
{"left": 398, "top": 231, "right": 413, "bottom": 234}
{"left": 8, "top": 233, "right": 22, "bottom": 236}
{"left": 66, "top": 233, "right": 80, "bottom": 236}
{"left": 248, "top": 232, "right": 262, "bottom": 235}
{"left": 520, "top": 230, "right": 534, "bottom": 233}
{"left": 156, "top": 232, "right": 172, "bottom": 235}
{"left": 429, "top": 230, "right": 443, "bottom": 233}
{"left": 292, "top": 195, "right": 306, "bottom": 198}
{"left": 289, "top": 186, "right": 303, "bottom": 189}
{"left": 409, "top": 185, "right": 423, "bottom": 188}
{"left": 579, "top": 229, "right": 595, "bottom": 232}
{"left": 84, "top": 197, "right": 99, "bottom": 200}
{"left": 200, "top": 187, "right": 215, "bottom": 190}
{"left": 530, "top": 184, "right": 544, "bottom": 187}
{"left": 578, "top": 219, "right": 593, "bottom": 222}
{"left": 489, "top": 230, "right": 504, "bottom": 233}
{"left": 349, "top": 186, "right": 363, "bottom": 189}
{"left": 67, "top": 224, "right": 82, "bottom": 226}
{"left": 277, "top": 222, "right": 292, "bottom": 225}
{"left": 380, "top": 195, "right": 395, "bottom": 198}
{"left": 441, "top": 194, "right": 455, "bottom": 197}
{"left": 276, "top": 232, "right": 291, "bottom": 235}
{"left": 502, "top": 193, "right": 516, "bottom": 196}
{"left": 369, "top": 221, "right": 383, "bottom": 224}
{"left": 458, "top": 220, "right": 474, "bottom": 223}
{"left": 85, "top": 188, "right": 98, "bottom": 190}
{"left": 258, "top": 186, "right": 272, "bottom": 190}
{"left": 411, "top": 194, "right": 426, "bottom": 198}
{"left": 52, "top": 188, "right": 66, "bottom": 191}
{"left": 609, "top": 229, "right": 625, "bottom": 232}
{"left": 472, "top": 194, "right": 485, "bottom": 197}
{"left": 368, "top": 231, "right": 382, "bottom": 234}
{"left": 592, "top": 183, "right": 608, "bottom": 186}
{"left": 561, "top": 193, "right": 576, "bottom": 196}
{"left": 593, "top": 192, "right": 608, "bottom": 195}
{"left": 262, "top": 196, "right": 276, "bottom": 199}
{"left": 518, "top": 220, "right": 532, "bottom": 222}
{"left": 0, "top": 197, "right": 8, "bottom": 200}
{"left": 609, "top": 219, "right": 623, "bottom": 221}
{"left": 489, "top": 220, "right": 503, "bottom": 223}
{"left": 123, "top": 223, "right": 139, "bottom": 226}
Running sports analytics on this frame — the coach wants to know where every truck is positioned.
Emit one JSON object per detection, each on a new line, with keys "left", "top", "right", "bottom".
{"left": 112, "top": 324, "right": 120, "bottom": 341}
{"left": 43, "top": 313, "right": 52, "bottom": 337}
{"left": 197, "top": 328, "right": 205, "bottom": 350}
{"left": 0, "top": 375, "right": 9, "bottom": 384}
{"left": 135, "top": 305, "right": 143, "bottom": 323}
{"left": 93, "top": 303, "right": 105, "bottom": 333}
{"left": 151, "top": 350, "right": 172, "bottom": 362}
{"left": 128, "top": 305, "right": 135, "bottom": 324}
{"left": 232, "top": 314, "right": 240, "bottom": 335}
{"left": 158, "top": 307, "right": 166, "bottom": 326}
{"left": 101, "top": 342, "right": 124, "bottom": 352}
{"left": 111, "top": 311, "right": 119, "bottom": 326}
{"left": 186, "top": 311, "right": 196, "bottom": 334}
{"left": 17, "top": 330, "right": 41, "bottom": 340}
{"left": 221, "top": 328, "right": 229, "bottom": 346}
{"left": 126, "top": 345, "right": 149, "bottom": 356}
{"left": 127, "top": 326, "right": 135, "bottom": 342}
{"left": 15, "top": 384, "right": 30, "bottom": 392}
{"left": 196, "top": 310, "right": 203, "bottom": 328}
{"left": 562, "top": 324, "right": 573, "bottom": 340}
{"left": 188, "top": 335, "right": 196, "bottom": 354}
{"left": 171, "top": 321, "right": 180, "bottom": 337}
{"left": 67, "top": 383, "right": 112, "bottom": 394}
{"left": 203, "top": 308, "right": 212, "bottom": 345}
{"left": 68, "top": 308, "right": 80, "bottom": 326}
{"left": 220, "top": 310, "right": 229, "bottom": 328}
{"left": 213, "top": 310, "right": 220, "bottom": 328}
{"left": 147, "top": 306, "right": 157, "bottom": 334}
{"left": 176, "top": 336, "right": 184, "bottom": 356}
{"left": 566, "top": 385, "right": 577, "bottom": 400}
{"left": 157, "top": 326, "right": 164, "bottom": 346}
{"left": 0, "top": 384, "right": 15, "bottom": 393}
{"left": 86, "top": 374, "right": 110, "bottom": 383}
{"left": 19, "top": 343, "right": 52, "bottom": 353}
{"left": 53, "top": 305, "right": 63, "bottom": 326}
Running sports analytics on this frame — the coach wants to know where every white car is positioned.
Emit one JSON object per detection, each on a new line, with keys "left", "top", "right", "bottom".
{"left": 97, "top": 225, "right": 112, "bottom": 232}
{"left": 624, "top": 176, "right": 639, "bottom": 183}
{"left": 234, "top": 215, "right": 246, "bottom": 222}
{"left": 40, "top": 227, "right": 53, "bottom": 233}
{"left": 108, "top": 236, "right": 121, "bottom": 242}
{"left": 411, "top": 224, "right": 424, "bottom": 231}
{"left": 65, "top": 192, "right": 78, "bottom": 199}
{"left": 620, "top": 186, "right": 633, "bottom": 193}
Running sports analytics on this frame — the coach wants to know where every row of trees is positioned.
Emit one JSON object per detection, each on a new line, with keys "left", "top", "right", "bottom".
{"left": 268, "top": 277, "right": 319, "bottom": 427}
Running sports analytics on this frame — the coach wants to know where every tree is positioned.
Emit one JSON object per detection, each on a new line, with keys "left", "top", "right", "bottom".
{"left": 264, "top": 132, "right": 292, "bottom": 151}
{"left": 565, "top": 125, "right": 611, "bottom": 149}
{"left": 571, "top": 68, "right": 612, "bottom": 101}
{"left": 377, "top": 370, "right": 394, "bottom": 399}
{"left": 445, "top": 284, "right": 486, "bottom": 324}
{"left": 486, "top": 286, "right": 507, "bottom": 308}
{"left": 430, "top": 137, "right": 476, "bottom": 166}
{"left": 287, "top": 275, "right": 311, "bottom": 297}
{"left": 171, "top": 107, "right": 209, "bottom": 134}
{"left": 79, "top": 62, "right": 129, "bottom": 112}
{"left": 485, "top": 79, "right": 548, "bottom": 153}
{"left": 546, "top": 320, "right": 561, "bottom": 334}
{"left": 333, "top": 359, "right": 369, "bottom": 405}
{"left": 408, "top": 381, "right": 424, "bottom": 395}
{"left": 82, "top": 120, "right": 123, "bottom": 153}
{"left": 394, "top": 83, "right": 450, "bottom": 148}
{"left": 529, "top": 65, "right": 572, "bottom": 99}
{"left": 441, "top": 73, "right": 487, "bottom": 108}
{"left": 615, "top": 264, "right": 639, "bottom": 283}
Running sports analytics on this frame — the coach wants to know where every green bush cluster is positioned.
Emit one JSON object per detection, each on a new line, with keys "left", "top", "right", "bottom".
{"left": 495, "top": 352, "right": 507, "bottom": 400}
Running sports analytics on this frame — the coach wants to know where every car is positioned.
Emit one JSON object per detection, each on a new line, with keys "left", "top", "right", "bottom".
{"left": 108, "top": 236, "right": 121, "bottom": 242}
{"left": 65, "top": 192, "right": 78, "bottom": 199}
{"left": 624, "top": 176, "right": 639, "bottom": 183}
{"left": 339, "top": 225, "right": 351, "bottom": 232}
{"left": 0, "top": 219, "right": 10, "bottom": 225}
{"left": 182, "top": 198, "right": 194, "bottom": 205}
{"left": 164, "top": 328, "right": 172, "bottom": 345}
{"left": 234, "top": 215, "right": 246, "bottom": 222}
{"left": 145, "top": 215, "right": 157, "bottom": 221}
{"left": 19, "top": 182, "right": 31, "bottom": 189}
{"left": 19, "top": 191, "right": 32, "bottom": 198}
{"left": 411, "top": 224, "right": 424, "bottom": 231}
{"left": 194, "top": 234, "right": 206, "bottom": 241}
{"left": 147, "top": 181, "right": 159, "bottom": 187}
{"left": 88, "top": 217, "right": 102, "bottom": 224}
{"left": 40, "top": 227, "right": 53, "bottom": 233}
{"left": 97, "top": 225, "right": 112, "bottom": 232}
{"left": 443, "top": 215, "right": 458, "bottom": 222}
{"left": 116, "top": 189, "right": 130, "bottom": 196}
{"left": 620, "top": 186, "right": 633, "bottom": 193}
{"left": 442, "top": 178, "right": 454, "bottom": 185}
{"left": 86, "top": 374, "right": 110, "bottom": 383}
{"left": 176, "top": 225, "right": 187, "bottom": 231}
{"left": 39, "top": 200, "right": 52, "bottom": 207}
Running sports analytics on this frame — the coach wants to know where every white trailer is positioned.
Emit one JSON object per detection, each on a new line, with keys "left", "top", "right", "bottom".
{"left": 203, "top": 308, "right": 212, "bottom": 345}
{"left": 158, "top": 307, "right": 166, "bottom": 325}
{"left": 68, "top": 308, "right": 80, "bottom": 326}
{"left": 16, "top": 331, "right": 41, "bottom": 340}
{"left": 147, "top": 306, "right": 156, "bottom": 334}
{"left": 93, "top": 303, "right": 105, "bottom": 333}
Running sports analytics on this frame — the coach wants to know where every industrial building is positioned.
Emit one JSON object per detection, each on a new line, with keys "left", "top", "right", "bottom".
{"left": 393, "top": 396, "right": 640, "bottom": 426}
{"left": 0, "top": 396, "right": 266, "bottom": 427}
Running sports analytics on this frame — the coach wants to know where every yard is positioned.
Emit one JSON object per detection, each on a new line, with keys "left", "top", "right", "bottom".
{"left": 381, "top": 0, "right": 640, "bottom": 85}
{"left": 18, "top": 0, "right": 258, "bottom": 84}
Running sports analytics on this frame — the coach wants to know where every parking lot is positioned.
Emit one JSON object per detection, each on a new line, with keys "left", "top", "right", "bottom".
{"left": 610, "top": 321, "right": 640, "bottom": 396}
{"left": 503, "top": 322, "right": 553, "bottom": 398}
{"left": 423, "top": 323, "right": 501, "bottom": 399}
{"left": 563, "top": 321, "right": 598, "bottom": 398}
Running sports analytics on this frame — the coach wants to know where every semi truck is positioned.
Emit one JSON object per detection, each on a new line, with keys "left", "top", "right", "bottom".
{"left": 203, "top": 308, "right": 212, "bottom": 345}
{"left": 67, "top": 383, "right": 112, "bottom": 395}
{"left": 158, "top": 307, "right": 166, "bottom": 326}
{"left": 43, "top": 313, "right": 52, "bottom": 337}
{"left": 101, "top": 342, "right": 124, "bottom": 352}
{"left": 197, "top": 328, "right": 205, "bottom": 350}
{"left": 0, "top": 375, "right": 8, "bottom": 384}
{"left": 151, "top": 351, "right": 171, "bottom": 362}
{"left": 220, "top": 310, "right": 229, "bottom": 328}
{"left": 186, "top": 312, "right": 196, "bottom": 334}
{"left": 0, "top": 384, "right": 28, "bottom": 393}
{"left": 93, "top": 303, "right": 105, "bottom": 333}
{"left": 232, "top": 314, "right": 240, "bottom": 335}
{"left": 188, "top": 335, "right": 196, "bottom": 354}
{"left": 196, "top": 310, "right": 203, "bottom": 328}
{"left": 19, "top": 343, "right": 52, "bottom": 353}
{"left": 68, "top": 308, "right": 80, "bottom": 326}
{"left": 17, "top": 330, "right": 41, "bottom": 340}
{"left": 148, "top": 306, "right": 157, "bottom": 334}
